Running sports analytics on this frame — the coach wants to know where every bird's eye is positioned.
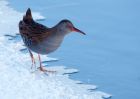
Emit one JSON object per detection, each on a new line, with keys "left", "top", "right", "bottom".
{"left": 66, "top": 23, "right": 73, "bottom": 30}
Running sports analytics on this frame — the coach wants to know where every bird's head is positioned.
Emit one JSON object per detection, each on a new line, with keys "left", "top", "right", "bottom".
{"left": 57, "top": 19, "right": 86, "bottom": 35}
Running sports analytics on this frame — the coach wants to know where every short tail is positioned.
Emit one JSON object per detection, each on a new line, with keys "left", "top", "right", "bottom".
{"left": 23, "top": 8, "right": 33, "bottom": 22}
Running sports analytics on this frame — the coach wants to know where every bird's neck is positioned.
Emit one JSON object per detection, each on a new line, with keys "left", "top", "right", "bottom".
{"left": 53, "top": 23, "right": 70, "bottom": 36}
{"left": 47, "top": 27, "right": 66, "bottom": 43}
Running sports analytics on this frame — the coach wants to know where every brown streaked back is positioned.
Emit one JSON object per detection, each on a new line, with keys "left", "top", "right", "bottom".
{"left": 19, "top": 8, "right": 51, "bottom": 44}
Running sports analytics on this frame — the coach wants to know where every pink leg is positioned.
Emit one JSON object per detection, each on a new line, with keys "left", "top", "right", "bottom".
{"left": 38, "top": 54, "right": 47, "bottom": 72}
{"left": 38, "top": 54, "right": 56, "bottom": 73}
{"left": 28, "top": 50, "right": 36, "bottom": 69}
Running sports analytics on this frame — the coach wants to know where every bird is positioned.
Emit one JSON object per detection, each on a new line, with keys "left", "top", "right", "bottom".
{"left": 19, "top": 8, "right": 86, "bottom": 72}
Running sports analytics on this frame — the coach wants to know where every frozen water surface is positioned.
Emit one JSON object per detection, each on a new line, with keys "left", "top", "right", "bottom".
{"left": 0, "top": 0, "right": 111, "bottom": 99}
{"left": 6, "top": 0, "right": 140, "bottom": 99}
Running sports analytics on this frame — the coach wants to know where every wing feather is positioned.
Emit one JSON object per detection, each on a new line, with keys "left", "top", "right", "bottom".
{"left": 19, "top": 8, "right": 51, "bottom": 44}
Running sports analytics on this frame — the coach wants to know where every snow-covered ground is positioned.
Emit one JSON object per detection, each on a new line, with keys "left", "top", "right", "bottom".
{"left": 0, "top": 0, "right": 111, "bottom": 99}
{"left": 5, "top": 0, "right": 140, "bottom": 99}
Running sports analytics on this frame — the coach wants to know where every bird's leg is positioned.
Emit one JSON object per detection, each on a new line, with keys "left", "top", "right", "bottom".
{"left": 28, "top": 49, "right": 36, "bottom": 69}
{"left": 38, "top": 54, "right": 47, "bottom": 72}
{"left": 38, "top": 54, "right": 56, "bottom": 73}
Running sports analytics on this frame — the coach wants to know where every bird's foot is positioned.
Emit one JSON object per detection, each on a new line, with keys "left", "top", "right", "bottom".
{"left": 39, "top": 66, "right": 56, "bottom": 74}
{"left": 31, "top": 63, "right": 36, "bottom": 70}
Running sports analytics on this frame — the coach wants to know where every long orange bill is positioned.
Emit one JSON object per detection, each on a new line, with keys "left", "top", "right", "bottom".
{"left": 73, "top": 27, "right": 86, "bottom": 35}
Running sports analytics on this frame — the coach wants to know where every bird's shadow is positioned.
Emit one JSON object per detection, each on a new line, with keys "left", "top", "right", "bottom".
{"left": 5, "top": 33, "right": 21, "bottom": 42}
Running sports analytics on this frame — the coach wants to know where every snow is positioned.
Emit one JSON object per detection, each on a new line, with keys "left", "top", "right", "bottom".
{"left": 0, "top": 0, "right": 45, "bottom": 36}
{"left": 0, "top": 0, "right": 111, "bottom": 99}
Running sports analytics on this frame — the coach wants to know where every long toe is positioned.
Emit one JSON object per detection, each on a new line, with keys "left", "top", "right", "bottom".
{"left": 39, "top": 66, "right": 56, "bottom": 74}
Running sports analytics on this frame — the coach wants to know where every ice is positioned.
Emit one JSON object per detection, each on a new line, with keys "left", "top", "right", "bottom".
{"left": 0, "top": 0, "right": 111, "bottom": 99}
{"left": 0, "top": 0, "right": 45, "bottom": 36}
